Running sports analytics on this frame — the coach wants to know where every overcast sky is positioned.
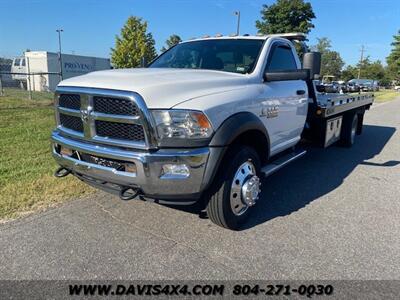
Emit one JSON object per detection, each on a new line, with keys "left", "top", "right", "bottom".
{"left": 0, "top": 0, "right": 399, "bottom": 65}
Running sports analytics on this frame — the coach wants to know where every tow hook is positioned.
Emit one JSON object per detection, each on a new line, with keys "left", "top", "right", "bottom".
{"left": 119, "top": 187, "right": 140, "bottom": 201}
{"left": 54, "top": 167, "right": 71, "bottom": 178}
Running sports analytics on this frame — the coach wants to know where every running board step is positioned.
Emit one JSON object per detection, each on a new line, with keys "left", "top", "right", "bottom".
{"left": 261, "top": 150, "right": 307, "bottom": 177}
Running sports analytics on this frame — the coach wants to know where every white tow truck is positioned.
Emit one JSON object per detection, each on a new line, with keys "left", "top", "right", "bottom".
{"left": 51, "top": 33, "right": 373, "bottom": 229}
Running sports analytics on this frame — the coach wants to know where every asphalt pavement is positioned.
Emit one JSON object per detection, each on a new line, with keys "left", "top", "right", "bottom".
{"left": 1, "top": 97, "right": 399, "bottom": 280}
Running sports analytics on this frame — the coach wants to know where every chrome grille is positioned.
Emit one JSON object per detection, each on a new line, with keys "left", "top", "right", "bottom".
{"left": 59, "top": 113, "right": 83, "bottom": 132}
{"left": 55, "top": 87, "right": 155, "bottom": 149}
{"left": 93, "top": 96, "right": 139, "bottom": 116}
{"left": 95, "top": 120, "right": 145, "bottom": 141}
{"left": 59, "top": 94, "right": 81, "bottom": 110}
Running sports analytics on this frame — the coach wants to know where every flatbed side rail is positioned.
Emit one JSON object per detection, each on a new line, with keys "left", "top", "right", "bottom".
{"left": 316, "top": 92, "right": 374, "bottom": 118}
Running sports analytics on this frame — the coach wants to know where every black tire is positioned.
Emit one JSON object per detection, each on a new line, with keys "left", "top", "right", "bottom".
{"left": 206, "top": 145, "right": 261, "bottom": 230}
{"left": 340, "top": 113, "right": 358, "bottom": 147}
{"left": 356, "top": 112, "right": 364, "bottom": 135}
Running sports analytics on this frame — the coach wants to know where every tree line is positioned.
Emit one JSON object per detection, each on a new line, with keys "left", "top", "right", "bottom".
{"left": 111, "top": 0, "right": 400, "bottom": 85}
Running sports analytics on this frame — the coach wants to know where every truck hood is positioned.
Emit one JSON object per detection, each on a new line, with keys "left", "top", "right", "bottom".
{"left": 58, "top": 68, "right": 250, "bottom": 108}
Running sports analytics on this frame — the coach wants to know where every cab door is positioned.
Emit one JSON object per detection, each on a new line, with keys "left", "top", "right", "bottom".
{"left": 258, "top": 42, "right": 308, "bottom": 155}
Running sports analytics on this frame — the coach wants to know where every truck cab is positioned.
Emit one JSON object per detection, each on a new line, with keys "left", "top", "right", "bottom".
{"left": 11, "top": 56, "right": 27, "bottom": 83}
{"left": 51, "top": 33, "right": 373, "bottom": 229}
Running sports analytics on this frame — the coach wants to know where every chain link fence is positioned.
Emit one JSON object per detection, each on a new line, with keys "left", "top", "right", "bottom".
{"left": 0, "top": 73, "right": 59, "bottom": 101}
{"left": 0, "top": 55, "right": 62, "bottom": 101}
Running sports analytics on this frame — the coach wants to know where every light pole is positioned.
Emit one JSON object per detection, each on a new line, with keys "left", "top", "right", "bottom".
{"left": 56, "top": 29, "right": 64, "bottom": 80}
{"left": 234, "top": 11, "right": 240, "bottom": 36}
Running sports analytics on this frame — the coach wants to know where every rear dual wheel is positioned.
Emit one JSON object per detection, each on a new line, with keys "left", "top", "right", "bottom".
{"left": 341, "top": 113, "right": 361, "bottom": 147}
{"left": 206, "top": 146, "right": 262, "bottom": 230}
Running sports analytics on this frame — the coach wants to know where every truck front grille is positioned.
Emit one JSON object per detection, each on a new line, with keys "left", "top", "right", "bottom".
{"left": 93, "top": 96, "right": 139, "bottom": 116}
{"left": 95, "top": 120, "right": 145, "bottom": 141}
{"left": 59, "top": 113, "right": 83, "bottom": 132}
{"left": 55, "top": 87, "right": 153, "bottom": 149}
{"left": 59, "top": 94, "right": 81, "bottom": 110}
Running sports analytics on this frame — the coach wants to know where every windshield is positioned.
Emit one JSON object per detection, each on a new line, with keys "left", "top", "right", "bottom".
{"left": 149, "top": 39, "right": 264, "bottom": 74}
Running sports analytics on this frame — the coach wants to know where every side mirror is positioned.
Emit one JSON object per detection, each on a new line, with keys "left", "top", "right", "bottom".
{"left": 264, "top": 69, "right": 310, "bottom": 82}
{"left": 303, "top": 52, "right": 321, "bottom": 80}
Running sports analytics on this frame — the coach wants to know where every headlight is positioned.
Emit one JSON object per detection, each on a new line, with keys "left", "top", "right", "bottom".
{"left": 151, "top": 110, "right": 213, "bottom": 142}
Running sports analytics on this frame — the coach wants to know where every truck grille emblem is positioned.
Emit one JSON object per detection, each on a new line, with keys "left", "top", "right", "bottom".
{"left": 80, "top": 109, "right": 90, "bottom": 123}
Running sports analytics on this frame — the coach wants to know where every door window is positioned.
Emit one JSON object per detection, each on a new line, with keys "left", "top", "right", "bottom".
{"left": 266, "top": 44, "right": 297, "bottom": 71}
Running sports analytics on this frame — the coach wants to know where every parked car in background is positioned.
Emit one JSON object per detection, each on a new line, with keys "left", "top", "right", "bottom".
{"left": 322, "top": 75, "right": 340, "bottom": 93}
{"left": 348, "top": 79, "right": 378, "bottom": 92}
{"left": 361, "top": 81, "right": 373, "bottom": 92}
{"left": 337, "top": 80, "right": 348, "bottom": 93}
{"left": 347, "top": 81, "right": 361, "bottom": 93}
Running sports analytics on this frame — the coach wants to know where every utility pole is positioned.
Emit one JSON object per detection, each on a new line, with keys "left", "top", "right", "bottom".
{"left": 357, "top": 45, "right": 365, "bottom": 79}
{"left": 56, "top": 29, "right": 64, "bottom": 80}
{"left": 234, "top": 11, "right": 240, "bottom": 36}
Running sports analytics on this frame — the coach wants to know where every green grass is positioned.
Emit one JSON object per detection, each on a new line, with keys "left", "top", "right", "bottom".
{"left": 374, "top": 89, "right": 400, "bottom": 103}
{"left": 0, "top": 88, "right": 93, "bottom": 221}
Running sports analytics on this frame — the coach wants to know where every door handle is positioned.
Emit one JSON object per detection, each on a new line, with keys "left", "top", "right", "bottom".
{"left": 296, "top": 90, "right": 306, "bottom": 95}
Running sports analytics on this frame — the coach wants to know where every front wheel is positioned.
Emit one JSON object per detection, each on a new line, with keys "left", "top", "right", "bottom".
{"left": 206, "top": 145, "right": 262, "bottom": 230}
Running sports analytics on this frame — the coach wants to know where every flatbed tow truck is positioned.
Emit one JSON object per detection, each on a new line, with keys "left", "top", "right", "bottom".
{"left": 51, "top": 33, "right": 374, "bottom": 229}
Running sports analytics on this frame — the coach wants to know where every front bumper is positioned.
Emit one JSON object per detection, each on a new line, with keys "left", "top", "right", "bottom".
{"left": 51, "top": 131, "right": 212, "bottom": 204}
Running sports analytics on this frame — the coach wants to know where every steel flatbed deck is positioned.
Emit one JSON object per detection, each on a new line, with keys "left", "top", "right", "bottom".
{"left": 315, "top": 92, "right": 374, "bottom": 118}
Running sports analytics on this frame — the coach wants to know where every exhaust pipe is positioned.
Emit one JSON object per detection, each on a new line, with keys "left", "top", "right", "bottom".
{"left": 119, "top": 187, "right": 141, "bottom": 201}
{"left": 54, "top": 167, "right": 71, "bottom": 178}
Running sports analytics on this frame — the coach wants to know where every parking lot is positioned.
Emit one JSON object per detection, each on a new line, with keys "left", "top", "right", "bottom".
{"left": 0, "top": 98, "right": 399, "bottom": 280}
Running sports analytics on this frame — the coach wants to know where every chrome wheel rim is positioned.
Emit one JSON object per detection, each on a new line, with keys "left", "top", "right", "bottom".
{"left": 230, "top": 161, "right": 261, "bottom": 216}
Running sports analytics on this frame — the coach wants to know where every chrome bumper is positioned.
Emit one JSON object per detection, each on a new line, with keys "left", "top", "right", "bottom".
{"left": 51, "top": 131, "right": 210, "bottom": 200}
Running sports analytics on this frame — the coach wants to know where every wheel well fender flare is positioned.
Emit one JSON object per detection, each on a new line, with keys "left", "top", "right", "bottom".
{"left": 200, "top": 112, "right": 270, "bottom": 198}
{"left": 209, "top": 112, "right": 270, "bottom": 151}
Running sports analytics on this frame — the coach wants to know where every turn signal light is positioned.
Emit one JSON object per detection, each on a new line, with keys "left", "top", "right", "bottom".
{"left": 60, "top": 146, "right": 73, "bottom": 157}
{"left": 124, "top": 163, "right": 137, "bottom": 173}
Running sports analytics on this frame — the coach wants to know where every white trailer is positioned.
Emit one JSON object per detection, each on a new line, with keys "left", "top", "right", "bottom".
{"left": 12, "top": 52, "right": 111, "bottom": 92}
